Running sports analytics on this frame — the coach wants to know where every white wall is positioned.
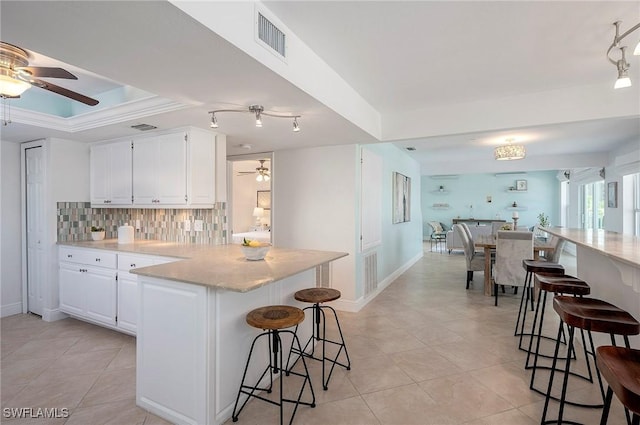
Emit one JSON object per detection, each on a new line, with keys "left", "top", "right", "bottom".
{"left": 273, "top": 143, "right": 423, "bottom": 310}
{"left": 1, "top": 141, "right": 23, "bottom": 317}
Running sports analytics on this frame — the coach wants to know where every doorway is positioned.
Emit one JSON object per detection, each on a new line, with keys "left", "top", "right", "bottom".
{"left": 23, "top": 142, "right": 46, "bottom": 316}
{"left": 227, "top": 153, "right": 273, "bottom": 244}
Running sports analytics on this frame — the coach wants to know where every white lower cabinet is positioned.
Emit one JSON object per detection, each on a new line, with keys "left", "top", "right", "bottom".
{"left": 59, "top": 246, "right": 175, "bottom": 335}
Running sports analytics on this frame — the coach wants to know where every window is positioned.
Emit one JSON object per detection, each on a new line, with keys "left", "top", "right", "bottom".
{"left": 581, "top": 181, "right": 605, "bottom": 230}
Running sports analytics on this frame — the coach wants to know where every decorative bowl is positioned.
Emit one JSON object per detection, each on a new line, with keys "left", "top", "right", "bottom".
{"left": 91, "top": 231, "right": 106, "bottom": 241}
{"left": 240, "top": 244, "right": 271, "bottom": 261}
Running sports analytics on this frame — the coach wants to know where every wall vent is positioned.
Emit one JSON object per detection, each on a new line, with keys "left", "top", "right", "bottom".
{"left": 363, "top": 251, "right": 378, "bottom": 296}
{"left": 257, "top": 12, "right": 286, "bottom": 58}
{"left": 131, "top": 124, "right": 157, "bottom": 131}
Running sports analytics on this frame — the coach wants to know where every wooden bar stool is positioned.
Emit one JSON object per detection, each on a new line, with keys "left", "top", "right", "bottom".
{"left": 286, "top": 288, "right": 351, "bottom": 390}
{"left": 541, "top": 296, "right": 640, "bottom": 425}
{"left": 232, "top": 305, "right": 315, "bottom": 425}
{"left": 516, "top": 260, "right": 566, "bottom": 351}
{"left": 527, "top": 275, "right": 591, "bottom": 396}
{"left": 596, "top": 346, "right": 640, "bottom": 425}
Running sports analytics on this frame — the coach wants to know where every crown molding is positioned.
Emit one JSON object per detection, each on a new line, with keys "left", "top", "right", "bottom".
{"left": 9, "top": 96, "right": 189, "bottom": 133}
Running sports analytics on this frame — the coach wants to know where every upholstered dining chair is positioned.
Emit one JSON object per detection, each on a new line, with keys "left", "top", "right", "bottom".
{"left": 454, "top": 224, "right": 485, "bottom": 289}
{"left": 493, "top": 230, "right": 534, "bottom": 306}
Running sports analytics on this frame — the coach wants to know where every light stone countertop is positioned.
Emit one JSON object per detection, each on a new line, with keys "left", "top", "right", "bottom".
{"left": 543, "top": 227, "right": 640, "bottom": 268}
{"left": 58, "top": 240, "right": 348, "bottom": 292}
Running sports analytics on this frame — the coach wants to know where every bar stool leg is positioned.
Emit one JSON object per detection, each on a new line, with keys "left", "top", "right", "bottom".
{"left": 233, "top": 329, "right": 315, "bottom": 425}
{"left": 286, "top": 303, "right": 351, "bottom": 390}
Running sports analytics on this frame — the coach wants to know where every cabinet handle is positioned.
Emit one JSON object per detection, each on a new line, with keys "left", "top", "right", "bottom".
{"left": 130, "top": 263, "right": 136, "bottom": 267}
{"left": 96, "top": 258, "right": 101, "bottom": 262}
{"left": 67, "top": 254, "right": 73, "bottom": 258}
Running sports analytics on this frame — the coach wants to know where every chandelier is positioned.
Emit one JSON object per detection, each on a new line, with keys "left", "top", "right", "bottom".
{"left": 494, "top": 139, "right": 526, "bottom": 161}
{"left": 209, "top": 104, "right": 301, "bottom": 132}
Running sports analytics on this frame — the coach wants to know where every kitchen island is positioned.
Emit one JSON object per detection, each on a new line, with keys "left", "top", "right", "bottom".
{"left": 543, "top": 227, "right": 640, "bottom": 345}
{"left": 130, "top": 243, "right": 347, "bottom": 425}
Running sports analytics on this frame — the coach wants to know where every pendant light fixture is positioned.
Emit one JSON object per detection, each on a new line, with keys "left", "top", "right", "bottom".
{"left": 209, "top": 104, "right": 301, "bottom": 132}
{"left": 494, "top": 138, "right": 526, "bottom": 161}
{"left": 607, "top": 20, "right": 640, "bottom": 89}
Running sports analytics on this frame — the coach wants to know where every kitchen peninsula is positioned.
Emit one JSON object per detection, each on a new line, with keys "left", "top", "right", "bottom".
{"left": 543, "top": 227, "right": 640, "bottom": 345}
{"left": 58, "top": 240, "right": 347, "bottom": 425}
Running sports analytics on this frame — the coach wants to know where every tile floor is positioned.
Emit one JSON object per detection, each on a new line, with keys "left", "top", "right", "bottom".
{"left": 1, "top": 246, "right": 629, "bottom": 424}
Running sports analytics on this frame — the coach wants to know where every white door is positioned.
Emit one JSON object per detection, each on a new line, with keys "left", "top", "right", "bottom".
{"left": 155, "top": 133, "right": 187, "bottom": 205}
{"left": 117, "top": 272, "right": 138, "bottom": 333}
{"left": 109, "top": 141, "right": 133, "bottom": 205}
{"left": 25, "top": 146, "right": 45, "bottom": 316}
{"left": 85, "top": 267, "right": 117, "bottom": 326}
{"left": 59, "top": 263, "right": 86, "bottom": 316}
{"left": 132, "top": 137, "right": 157, "bottom": 204}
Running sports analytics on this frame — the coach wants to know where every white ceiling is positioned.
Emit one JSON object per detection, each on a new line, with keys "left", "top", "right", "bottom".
{"left": 1, "top": 1, "right": 639, "bottom": 175}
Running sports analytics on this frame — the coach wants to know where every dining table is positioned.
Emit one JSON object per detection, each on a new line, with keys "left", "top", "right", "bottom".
{"left": 475, "top": 234, "right": 557, "bottom": 296}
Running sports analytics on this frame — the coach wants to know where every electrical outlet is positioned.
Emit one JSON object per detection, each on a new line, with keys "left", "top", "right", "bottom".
{"left": 194, "top": 220, "right": 203, "bottom": 232}
{"left": 184, "top": 220, "right": 191, "bottom": 231}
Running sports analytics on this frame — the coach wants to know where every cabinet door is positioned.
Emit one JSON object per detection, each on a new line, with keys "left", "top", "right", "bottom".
{"left": 132, "top": 137, "right": 157, "bottom": 205}
{"left": 109, "top": 141, "right": 133, "bottom": 205}
{"left": 117, "top": 272, "right": 138, "bottom": 334}
{"left": 155, "top": 133, "right": 187, "bottom": 205}
{"left": 85, "top": 267, "right": 117, "bottom": 326}
{"left": 59, "top": 263, "right": 86, "bottom": 317}
{"left": 90, "top": 144, "right": 110, "bottom": 205}
{"left": 188, "top": 132, "right": 215, "bottom": 206}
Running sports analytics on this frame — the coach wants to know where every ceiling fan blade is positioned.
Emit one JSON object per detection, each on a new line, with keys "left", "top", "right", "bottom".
{"left": 30, "top": 78, "right": 99, "bottom": 106}
{"left": 18, "top": 66, "right": 77, "bottom": 79}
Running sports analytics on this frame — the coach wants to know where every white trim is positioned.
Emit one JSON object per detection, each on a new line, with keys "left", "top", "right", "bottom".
{"left": 42, "top": 308, "right": 68, "bottom": 322}
{"left": 331, "top": 251, "right": 424, "bottom": 312}
{"left": 11, "top": 96, "right": 189, "bottom": 133}
{"left": 1, "top": 302, "right": 23, "bottom": 318}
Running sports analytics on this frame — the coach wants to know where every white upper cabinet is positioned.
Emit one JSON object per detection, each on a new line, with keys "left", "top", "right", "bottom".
{"left": 133, "top": 132, "right": 187, "bottom": 206}
{"left": 90, "top": 140, "right": 133, "bottom": 206}
{"left": 90, "top": 127, "right": 223, "bottom": 208}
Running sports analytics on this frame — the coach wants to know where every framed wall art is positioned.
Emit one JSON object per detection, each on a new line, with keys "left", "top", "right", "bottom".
{"left": 516, "top": 180, "right": 528, "bottom": 191}
{"left": 257, "top": 190, "right": 271, "bottom": 210}
{"left": 392, "top": 172, "right": 411, "bottom": 224}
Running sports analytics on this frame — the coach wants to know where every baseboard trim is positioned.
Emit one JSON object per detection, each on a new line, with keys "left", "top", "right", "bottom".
{"left": 42, "top": 308, "right": 68, "bottom": 322}
{"left": 332, "top": 251, "right": 424, "bottom": 313}
{"left": 1, "top": 302, "right": 23, "bottom": 318}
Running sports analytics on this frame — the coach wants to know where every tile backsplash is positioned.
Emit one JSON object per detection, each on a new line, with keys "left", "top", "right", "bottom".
{"left": 57, "top": 202, "right": 227, "bottom": 244}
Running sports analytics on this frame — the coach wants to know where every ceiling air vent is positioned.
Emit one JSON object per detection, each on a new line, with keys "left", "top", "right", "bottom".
{"left": 257, "top": 12, "right": 286, "bottom": 58}
{"left": 131, "top": 124, "right": 157, "bottom": 131}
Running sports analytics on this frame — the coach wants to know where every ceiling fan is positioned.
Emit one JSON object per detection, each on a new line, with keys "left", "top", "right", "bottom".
{"left": 0, "top": 41, "right": 99, "bottom": 106}
{"left": 237, "top": 159, "right": 271, "bottom": 182}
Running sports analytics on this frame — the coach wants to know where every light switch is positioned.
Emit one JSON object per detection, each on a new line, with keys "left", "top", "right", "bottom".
{"left": 184, "top": 220, "right": 191, "bottom": 231}
{"left": 194, "top": 220, "right": 203, "bottom": 232}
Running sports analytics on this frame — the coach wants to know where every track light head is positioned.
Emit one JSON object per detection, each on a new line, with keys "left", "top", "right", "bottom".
{"left": 293, "top": 117, "right": 300, "bottom": 132}
{"left": 210, "top": 113, "right": 218, "bottom": 128}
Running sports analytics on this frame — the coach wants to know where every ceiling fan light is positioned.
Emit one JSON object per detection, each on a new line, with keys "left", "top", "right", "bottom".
{"left": 0, "top": 72, "right": 31, "bottom": 97}
{"left": 263, "top": 174, "right": 270, "bottom": 182}
{"left": 256, "top": 174, "right": 263, "bottom": 182}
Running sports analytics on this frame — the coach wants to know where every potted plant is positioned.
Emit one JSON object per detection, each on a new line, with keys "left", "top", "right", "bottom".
{"left": 91, "top": 226, "right": 105, "bottom": 241}
{"left": 537, "top": 213, "right": 550, "bottom": 240}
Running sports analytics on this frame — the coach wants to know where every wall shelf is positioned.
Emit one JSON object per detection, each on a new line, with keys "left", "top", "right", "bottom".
{"left": 432, "top": 203, "right": 450, "bottom": 210}
{"left": 430, "top": 190, "right": 450, "bottom": 194}
{"left": 432, "top": 206, "right": 451, "bottom": 210}
{"left": 507, "top": 189, "right": 527, "bottom": 193}
{"left": 506, "top": 206, "right": 528, "bottom": 211}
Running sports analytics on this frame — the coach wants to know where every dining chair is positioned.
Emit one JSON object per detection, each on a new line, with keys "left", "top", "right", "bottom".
{"left": 454, "top": 224, "right": 485, "bottom": 289}
{"left": 493, "top": 230, "right": 534, "bottom": 306}
{"left": 427, "top": 221, "right": 447, "bottom": 253}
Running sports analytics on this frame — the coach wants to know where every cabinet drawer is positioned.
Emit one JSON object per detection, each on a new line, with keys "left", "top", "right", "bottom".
{"left": 59, "top": 247, "right": 117, "bottom": 268}
{"left": 118, "top": 254, "right": 156, "bottom": 271}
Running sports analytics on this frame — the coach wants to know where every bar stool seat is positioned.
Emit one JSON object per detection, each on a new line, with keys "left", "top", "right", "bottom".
{"left": 232, "top": 305, "right": 315, "bottom": 425}
{"left": 515, "top": 260, "right": 566, "bottom": 354}
{"left": 596, "top": 346, "right": 640, "bottom": 425}
{"left": 541, "top": 296, "right": 640, "bottom": 425}
{"left": 287, "top": 288, "right": 351, "bottom": 390}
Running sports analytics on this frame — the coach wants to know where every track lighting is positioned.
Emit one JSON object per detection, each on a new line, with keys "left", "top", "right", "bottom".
{"left": 207, "top": 104, "right": 301, "bottom": 132}
{"left": 607, "top": 20, "right": 640, "bottom": 89}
